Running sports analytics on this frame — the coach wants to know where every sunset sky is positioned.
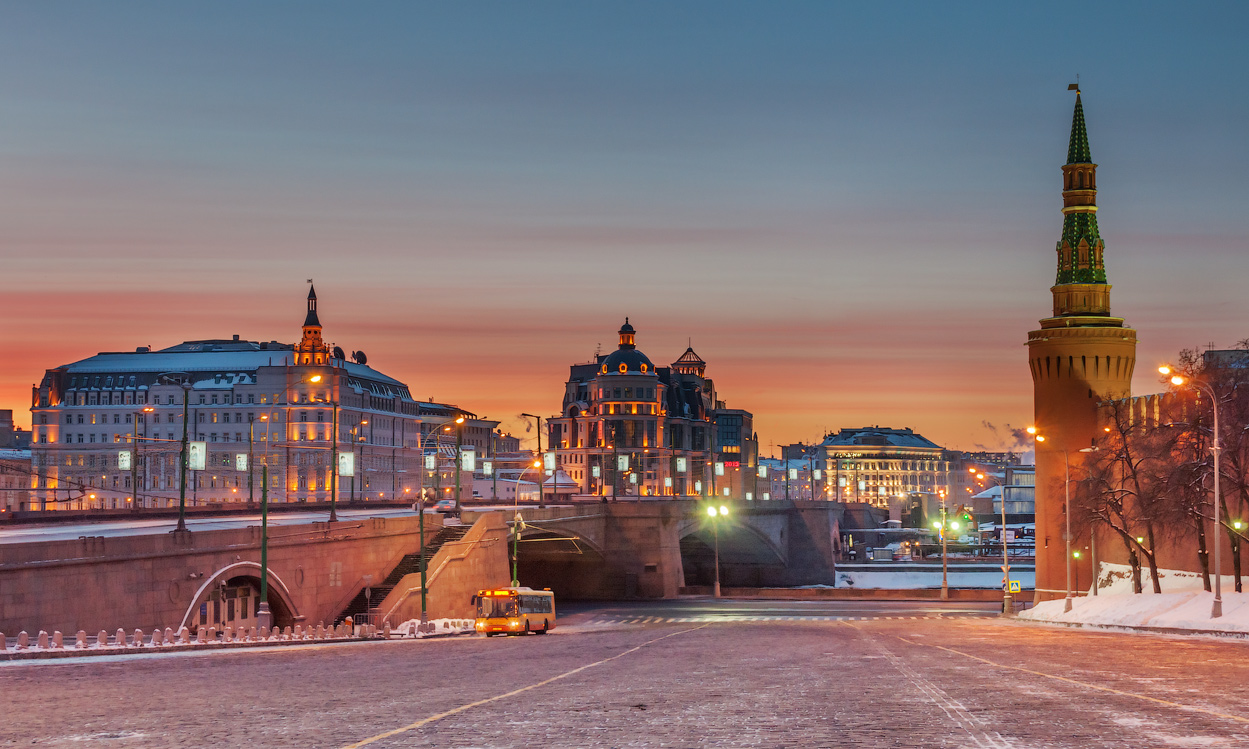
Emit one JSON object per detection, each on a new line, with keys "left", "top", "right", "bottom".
{"left": 2, "top": 3, "right": 1247, "bottom": 454}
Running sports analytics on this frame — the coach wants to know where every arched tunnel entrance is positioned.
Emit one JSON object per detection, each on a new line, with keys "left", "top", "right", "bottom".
{"left": 179, "top": 563, "right": 300, "bottom": 632}
{"left": 513, "top": 528, "right": 616, "bottom": 600}
{"left": 680, "top": 524, "right": 789, "bottom": 588}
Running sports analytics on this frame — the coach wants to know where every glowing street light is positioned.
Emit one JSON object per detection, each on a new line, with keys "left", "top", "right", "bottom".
{"left": 1161, "top": 364, "right": 1225, "bottom": 618}
{"left": 706, "top": 504, "right": 730, "bottom": 597}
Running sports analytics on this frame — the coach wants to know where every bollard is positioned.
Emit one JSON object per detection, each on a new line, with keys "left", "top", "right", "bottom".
{"left": 283, "top": 625, "right": 293, "bottom": 640}
{"left": 97, "top": 630, "right": 108, "bottom": 648}
{"left": 315, "top": 624, "right": 324, "bottom": 640}
{"left": 248, "top": 626, "right": 257, "bottom": 641}
{"left": 115, "top": 628, "right": 126, "bottom": 647}
{"left": 133, "top": 629, "right": 144, "bottom": 647}
{"left": 37, "top": 631, "right": 50, "bottom": 649}
{"left": 52, "top": 631, "right": 63, "bottom": 649}
{"left": 0, "top": 632, "right": 5, "bottom": 651}
{"left": 293, "top": 624, "right": 303, "bottom": 640}
{"left": 383, "top": 622, "right": 392, "bottom": 639}
{"left": 151, "top": 629, "right": 163, "bottom": 647}
{"left": 164, "top": 627, "right": 174, "bottom": 644}
{"left": 180, "top": 627, "right": 191, "bottom": 645}
{"left": 17, "top": 631, "right": 29, "bottom": 650}
{"left": 207, "top": 626, "right": 217, "bottom": 642}
{"left": 76, "top": 631, "right": 87, "bottom": 649}
{"left": 196, "top": 626, "right": 206, "bottom": 644}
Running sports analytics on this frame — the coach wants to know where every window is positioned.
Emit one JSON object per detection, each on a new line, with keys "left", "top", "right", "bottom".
{"left": 211, "top": 395, "right": 218, "bottom": 405}
{"left": 248, "top": 394, "right": 255, "bottom": 404}
{"left": 65, "top": 414, "right": 72, "bottom": 424}
{"left": 199, "top": 395, "right": 206, "bottom": 405}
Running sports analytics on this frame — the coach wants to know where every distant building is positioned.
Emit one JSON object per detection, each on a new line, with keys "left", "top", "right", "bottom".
{"left": 26, "top": 286, "right": 515, "bottom": 511}
{"left": 0, "top": 410, "right": 30, "bottom": 449}
{"left": 546, "top": 320, "right": 757, "bottom": 499}
{"left": 0, "top": 448, "right": 31, "bottom": 513}
{"left": 819, "top": 426, "right": 955, "bottom": 508}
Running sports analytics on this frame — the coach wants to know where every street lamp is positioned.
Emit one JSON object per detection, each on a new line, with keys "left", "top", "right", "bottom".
{"left": 520, "top": 413, "right": 546, "bottom": 508}
{"left": 706, "top": 503, "right": 729, "bottom": 597}
{"left": 158, "top": 373, "right": 194, "bottom": 533}
{"left": 1030, "top": 426, "right": 1098, "bottom": 613}
{"left": 1161, "top": 365, "right": 1224, "bottom": 618}
{"left": 937, "top": 489, "right": 949, "bottom": 600}
{"left": 252, "top": 414, "right": 273, "bottom": 631}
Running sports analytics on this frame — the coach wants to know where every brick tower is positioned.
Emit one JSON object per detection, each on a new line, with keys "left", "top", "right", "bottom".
{"left": 1026, "top": 89, "right": 1137, "bottom": 602}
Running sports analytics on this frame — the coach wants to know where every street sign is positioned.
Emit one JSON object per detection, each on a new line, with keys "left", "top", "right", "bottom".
{"left": 1009, "top": 580, "right": 1021, "bottom": 593}
{"left": 188, "top": 442, "right": 206, "bottom": 471}
{"left": 118, "top": 450, "right": 132, "bottom": 471}
{"left": 235, "top": 454, "right": 248, "bottom": 472}
{"left": 337, "top": 452, "right": 354, "bottom": 477}
{"left": 1005, "top": 530, "right": 1016, "bottom": 542}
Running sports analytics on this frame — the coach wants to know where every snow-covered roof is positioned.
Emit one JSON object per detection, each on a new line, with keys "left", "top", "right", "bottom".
{"left": 822, "top": 426, "right": 942, "bottom": 450}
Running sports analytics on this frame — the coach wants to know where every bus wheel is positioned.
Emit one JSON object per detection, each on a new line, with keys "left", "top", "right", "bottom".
{"left": 485, "top": 632, "right": 495, "bottom": 637}
{"left": 538, "top": 619, "right": 549, "bottom": 634}
{"left": 524, "top": 621, "right": 531, "bottom": 634}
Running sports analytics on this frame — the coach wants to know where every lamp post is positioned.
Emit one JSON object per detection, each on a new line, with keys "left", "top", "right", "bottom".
{"left": 131, "top": 407, "right": 154, "bottom": 512}
{"left": 707, "top": 503, "right": 729, "bottom": 597}
{"left": 936, "top": 489, "right": 949, "bottom": 600}
{"left": 1161, "top": 366, "right": 1224, "bottom": 618}
{"left": 306, "top": 373, "right": 339, "bottom": 522}
{"left": 253, "top": 414, "right": 272, "bottom": 631}
{"left": 520, "top": 413, "right": 544, "bottom": 508}
{"left": 452, "top": 415, "right": 465, "bottom": 513}
{"left": 157, "top": 373, "right": 194, "bottom": 533}
{"left": 1030, "top": 423, "right": 1099, "bottom": 613}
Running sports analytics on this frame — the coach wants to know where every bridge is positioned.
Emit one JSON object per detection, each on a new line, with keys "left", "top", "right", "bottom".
{"left": 0, "top": 510, "right": 509, "bottom": 636}
{"left": 494, "top": 499, "right": 842, "bottom": 599}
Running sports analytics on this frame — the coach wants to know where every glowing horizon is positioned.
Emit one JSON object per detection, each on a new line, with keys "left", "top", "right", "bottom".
{"left": 2, "top": 5, "right": 1246, "bottom": 454}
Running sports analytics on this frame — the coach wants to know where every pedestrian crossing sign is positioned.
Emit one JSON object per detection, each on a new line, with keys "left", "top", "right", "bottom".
{"left": 1008, "top": 580, "right": 1021, "bottom": 593}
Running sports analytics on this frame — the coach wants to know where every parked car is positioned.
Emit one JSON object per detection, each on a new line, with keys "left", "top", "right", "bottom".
{"left": 432, "top": 499, "right": 458, "bottom": 514}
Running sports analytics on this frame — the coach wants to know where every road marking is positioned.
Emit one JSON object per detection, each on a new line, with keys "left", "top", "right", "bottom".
{"left": 340, "top": 625, "right": 708, "bottom": 748}
{"left": 896, "top": 637, "right": 1249, "bottom": 726}
{"left": 841, "top": 623, "right": 1014, "bottom": 749}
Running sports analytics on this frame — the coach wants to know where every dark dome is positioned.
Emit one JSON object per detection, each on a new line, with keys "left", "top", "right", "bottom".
{"left": 599, "top": 348, "right": 655, "bottom": 376}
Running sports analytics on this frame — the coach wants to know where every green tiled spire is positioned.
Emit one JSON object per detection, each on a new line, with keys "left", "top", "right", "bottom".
{"left": 1067, "top": 93, "right": 1091, "bottom": 164}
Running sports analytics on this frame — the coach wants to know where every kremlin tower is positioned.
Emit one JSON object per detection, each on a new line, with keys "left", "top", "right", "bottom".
{"left": 1026, "top": 89, "right": 1137, "bottom": 602}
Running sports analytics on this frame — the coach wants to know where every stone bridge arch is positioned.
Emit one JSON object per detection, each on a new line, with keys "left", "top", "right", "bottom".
{"left": 677, "top": 512, "right": 792, "bottom": 588}
{"left": 177, "top": 561, "right": 302, "bottom": 632}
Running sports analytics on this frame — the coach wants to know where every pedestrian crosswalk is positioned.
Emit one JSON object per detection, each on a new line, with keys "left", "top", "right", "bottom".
{"left": 579, "top": 613, "right": 988, "bottom": 626}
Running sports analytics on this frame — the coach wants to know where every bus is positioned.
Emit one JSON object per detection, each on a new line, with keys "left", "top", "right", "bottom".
{"left": 473, "top": 587, "right": 556, "bottom": 636}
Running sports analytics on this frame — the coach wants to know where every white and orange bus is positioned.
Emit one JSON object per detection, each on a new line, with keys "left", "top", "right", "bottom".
{"left": 473, "top": 587, "right": 556, "bottom": 636}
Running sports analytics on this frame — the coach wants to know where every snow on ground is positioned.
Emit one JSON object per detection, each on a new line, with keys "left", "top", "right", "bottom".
{"left": 833, "top": 569, "right": 1036, "bottom": 590}
{"left": 1021, "top": 589, "right": 1249, "bottom": 633}
{"left": 1093, "top": 562, "right": 1237, "bottom": 595}
{"left": 391, "top": 618, "right": 475, "bottom": 636}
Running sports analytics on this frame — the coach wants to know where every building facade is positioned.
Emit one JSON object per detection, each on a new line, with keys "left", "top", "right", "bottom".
{"left": 818, "top": 427, "right": 954, "bottom": 508}
{"left": 546, "top": 320, "right": 757, "bottom": 499}
{"left": 27, "top": 287, "right": 510, "bottom": 511}
{"left": 1026, "top": 90, "right": 1137, "bottom": 599}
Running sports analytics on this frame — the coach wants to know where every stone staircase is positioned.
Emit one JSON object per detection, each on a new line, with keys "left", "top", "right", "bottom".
{"left": 335, "top": 524, "right": 470, "bottom": 625}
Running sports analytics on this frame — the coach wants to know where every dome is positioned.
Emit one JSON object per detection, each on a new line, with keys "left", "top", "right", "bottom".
{"left": 600, "top": 348, "right": 655, "bottom": 376}
{"left": 599, "top": 318, "right": 656, "bottom": 375}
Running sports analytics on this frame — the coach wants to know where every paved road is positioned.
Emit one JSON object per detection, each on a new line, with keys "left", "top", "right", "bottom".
{"left": 4, "top": 599, "right": 1248, "bottom": 748}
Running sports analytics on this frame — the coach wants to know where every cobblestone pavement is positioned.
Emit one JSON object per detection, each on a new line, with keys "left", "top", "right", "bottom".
{"left": 3, "top": 601, "right": 1248, "bottom": 748}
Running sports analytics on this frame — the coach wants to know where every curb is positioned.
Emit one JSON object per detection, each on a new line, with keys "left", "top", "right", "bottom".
{"left": 1, "top": 630, "right": 477, "bottom": 662}
{"left": 1013, "top": 618, "right": 1249, "bottom": 640}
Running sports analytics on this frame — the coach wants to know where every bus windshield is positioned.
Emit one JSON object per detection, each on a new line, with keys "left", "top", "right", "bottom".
{"left": 477, "top": 595, "right": 518, "bottom": 619}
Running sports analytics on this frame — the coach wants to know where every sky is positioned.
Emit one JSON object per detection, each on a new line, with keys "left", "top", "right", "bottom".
{"left": 2, "top": 2, "right": 1247, "bottom": 454}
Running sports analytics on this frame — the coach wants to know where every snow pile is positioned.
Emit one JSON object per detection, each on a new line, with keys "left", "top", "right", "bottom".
{"left": 1093, "top": 562, "right": 1237, "bottom": 595}
{"left": 834, "top": 569, "right": 1035, "bottom": 590}
{"left": 390, "top": 618, "right": 475, "bottom": 637}
{"left": 1021, "top": 589, "right": 1249, "bottom": 633}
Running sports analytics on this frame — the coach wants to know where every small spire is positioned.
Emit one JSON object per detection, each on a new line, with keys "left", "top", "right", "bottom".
{"left": 1067, "top": 88, "right": 1091, "bottom": 164}
{"left": 304, "top": 284, "right": 321, "bottom": 327}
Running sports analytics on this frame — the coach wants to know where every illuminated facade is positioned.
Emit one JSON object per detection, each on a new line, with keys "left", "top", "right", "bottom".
{"left": 26, "top": 286, "right": 505, "bottom": 510}
{"left": 1026, "top": 90, "right": 1137, "bottom": 600}
{"left": 547, "top": 320, "right": 757, "bottom": 498}
{"left": 818, "top": 427, "right": 954, "bottom": 508}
